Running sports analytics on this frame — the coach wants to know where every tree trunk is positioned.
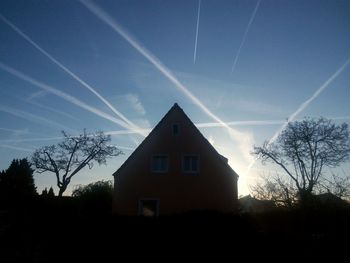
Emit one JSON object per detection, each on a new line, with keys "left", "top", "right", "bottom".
{"left": 299, "top": 189, "right": 313, "bottom": 207}
{"left": 58, "top": 186, "right": 66, "bottom": 197}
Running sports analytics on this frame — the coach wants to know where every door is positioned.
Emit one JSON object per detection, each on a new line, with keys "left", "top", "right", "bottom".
{"left": 138, "top": 199, "right": 160, "bottom": 216}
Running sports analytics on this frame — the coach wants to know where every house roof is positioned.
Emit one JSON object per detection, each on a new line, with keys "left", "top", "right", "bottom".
{"left": 113, "top": 103, "right": 238, "bottom": 178}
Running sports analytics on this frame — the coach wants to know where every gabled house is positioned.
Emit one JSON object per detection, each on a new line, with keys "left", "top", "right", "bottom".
{"left": 112, "top": 103, "right": 238, "bottom": 215}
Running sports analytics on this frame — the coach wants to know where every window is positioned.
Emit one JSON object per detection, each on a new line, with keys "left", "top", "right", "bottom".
{"left": 139, "top": 199, "right": 160, "bottom": 216}
{"left": 182, "top": 155, "right": 199, "bottom": 173}
{"left": 172, "top": 123, "right": 179, "bottom": 135}
{"left": 152, "top": 155, "right": 168, "bottom": 173}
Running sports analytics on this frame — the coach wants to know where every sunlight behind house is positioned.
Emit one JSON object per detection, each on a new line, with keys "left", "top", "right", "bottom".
{"left": 0, "top": 0, "right": 349, "bottom": 198}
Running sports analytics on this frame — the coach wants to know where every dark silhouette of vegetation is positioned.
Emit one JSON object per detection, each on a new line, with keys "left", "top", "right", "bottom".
{"left": 32, "top": 130, "right": 123, "bottom": 196}
{"left": 253, "top": 117, "right": 350, "bottom": 205}
{"left": 72, "top": 180, "right": 113, "bottom": 214}
{"left": 42, "top": 186, "right": 55, "bottom": 197}
{"left": 250, "top": 175, "right": 298, "bottom": 207}
{"left": 316, "top": 173, "right": 350, "bottom": 200}
{"left": 47, "top": 186, "right": 55, "bottom": 197}
{"left": 0, "top": 158, "right": 37, "bottom": 207}
{"left": 41, "top": 188, "right": 48, "bottom": 196}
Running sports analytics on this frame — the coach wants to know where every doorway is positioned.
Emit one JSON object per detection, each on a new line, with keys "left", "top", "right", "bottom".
{"left": 138, "top": 199, "right": 160, "bottom": 216}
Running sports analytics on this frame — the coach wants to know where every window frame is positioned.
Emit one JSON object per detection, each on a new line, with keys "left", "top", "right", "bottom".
{"left": 172, "top": 123, "right": 180, "bottom": 136}
{"left": 151, "top": 154, "right": 169, "bottom": 173}
{"left": 182, "top": 154, "right": 200, "bottom": 174}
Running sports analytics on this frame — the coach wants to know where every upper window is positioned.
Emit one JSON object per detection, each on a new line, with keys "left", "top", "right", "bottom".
{"left": 152, "top": 155, "right": 168, "bottom": 173}
{"left": 172, "top": 123, "right": 179, "bottom": 135}
{"left": 182, "top": 155, "right": 199, "bottom": 174}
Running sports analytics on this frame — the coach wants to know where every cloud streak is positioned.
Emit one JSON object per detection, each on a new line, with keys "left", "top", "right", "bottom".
{"left": 231, "top": 0, "right": 261, "bottom": 74}
{"left": 27, "top": 99, "right": 81, "bottom": 122}
{"left": 125, "top": 93, "right": 146, "bottom": 115}
{"left": 3, "top": 115, "right": 350, "bottom": 144}
{"left": 0, "top": 144, "right": 34, "bottom": 152}
{"left": 196, "top": 119, "right": 284, "bottom": 128}
{"left": 193, "top": 0, "right": 201, "bottom": 64}
{"left": 79, "top": 0, "right": 255, "bottom": 163}
{"left": 268, "top": 56, "right": 350, "bottom": 145}
{"left": 0, "top": 62, "right": 146, "bottom": 135}
{"left": 246, "top": 56, "right": 350, "bottom": 175}
{"left": 0, "top": 14, "right": 143, "bottom": 134}
{"left": 0, "top": 104, "right": 74, "bottom": 132}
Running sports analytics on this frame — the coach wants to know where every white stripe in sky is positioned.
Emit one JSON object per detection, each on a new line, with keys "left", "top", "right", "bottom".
{"left": 0, "top": 104, "right": 75, "bottom": 132}
{"left": 268, "top": 56, "right": 350, "bottom": 145}
{"left": 0, "top": 144, "right": 34, "bottom": 152}
{"left": 0, "top": 62, "right": 146, "bottom": 135}
{"left": 0, "top": 14, "right": 143, "bottom": 135}
{"left": 2, "top": 116, "right": 350, "bottom": 144}
{"left": 246, "top": 56, "right": 350, "bottom": 175}
{"left": 193, "top": 0, "right": 201, "bottom": 64}
{"left": 79, "top": 0, "right": 254, "bottom": 163}
{"left": 0, "top": 137, "right": 63, "bottom": 143}
{"left": 231, "top": 0, "right": 261, "bottom": 74}
{"left": 0, "top": 127, "right": 26, "bottom": 133}
{"left": 27, "top": 99, "right": 81, "bottom": 123}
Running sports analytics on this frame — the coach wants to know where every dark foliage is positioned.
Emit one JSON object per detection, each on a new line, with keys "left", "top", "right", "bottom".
{"left": 41, "top": 188, "right": 48, "bottom": 196}
{"left": 72, "top": 180, "right": 113, "bottom": 214}
{"left": 47, "top": 187, "right": 55, "bottom": 197}
{"left": 1, "top": 200, "right": 349, "bottom": 260}
{"left": 0, "top": 158, "right": 37, "bottom": 208}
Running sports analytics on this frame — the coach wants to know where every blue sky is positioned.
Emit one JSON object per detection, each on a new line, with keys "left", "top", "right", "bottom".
{"left": 0, "top": 0, "right": 349, "bottom": 196}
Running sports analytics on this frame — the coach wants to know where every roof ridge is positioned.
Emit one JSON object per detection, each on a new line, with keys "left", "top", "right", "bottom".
{"left": 113, "top": 103, "right": 238, "bottom": 178}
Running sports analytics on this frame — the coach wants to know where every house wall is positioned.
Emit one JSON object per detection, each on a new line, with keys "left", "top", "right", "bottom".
{"left": 113, "top": 107, "right": 238, "bottom": 215}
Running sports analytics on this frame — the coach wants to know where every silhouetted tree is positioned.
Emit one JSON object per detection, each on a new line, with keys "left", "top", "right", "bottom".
{"left": 72, "top": 180, "right": 113, "bottom": 214}
{"left": 41, "top": 188, "right": 48, "bottom": 196}
{"left": 0, "top": 159, "right": 37, "bottom": 206}
{"left": 72, "top": 180, "right": 113, "bottom": 198}
{"left": 48, "top": 186, "right": 55, "bottom": 197}
{"left": 253, "top": 117, "right": 350, "bottom": 204}
{"left": 32, "top": 130, "right": 122, "bottom": 196}
{"left": 250, "top": 175, "right": 298, "bottom": 207}
{"left": 316, "top": 173, "right": 350, "bottom": 200}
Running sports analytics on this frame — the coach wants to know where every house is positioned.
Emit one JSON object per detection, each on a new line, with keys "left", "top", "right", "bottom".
{"left": 112, "top": 103, "right": 239, "bottom": 216}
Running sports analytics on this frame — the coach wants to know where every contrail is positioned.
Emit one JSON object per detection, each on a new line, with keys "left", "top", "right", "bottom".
{"left": 193, "top": 0, "right": 201, "bottom": 64}
{"left": 79, "top": 0, "right": 254, "bottom": 163}
{"left": 0, "top": 62, "right": 146, "bottom": 135}
{"left": 0, "top": 144, "right": 34, "bottom": 152}
{"left": 0, "top": 137, "right": 63, "bottom": 143}
{"left": 196, "top": 119, "right": 284, "bottom": 128}
{"left": 115, "top": 145, "right": 135, "bottom": 151}
{"left": 27, "top": 99, "right": 81, "bottom": 122}
{"left": 231, "top": 0, "right": 261, "bottom": 74}
{"left": 0, "top": 14, "right": 142, "bottom": 134}
{"left": 0, "top": 127, "right": 27, "bottom": 133}
{"left": 2, "top": 115, "right": 349, "bottom": 144}
{"left": 105, "top": 129, "right": 151, "bottom": 136}
{"left": 268, "top": 56, "right": 350, "bottom": 145}
{"left": 0, "top": 104, "right": 75, "bottom": 132}
{"left": 246, "top": 56, "right": 350, "bottom": 175}
{"left": 0, "top": 142, "right": 132, "bottom": 152}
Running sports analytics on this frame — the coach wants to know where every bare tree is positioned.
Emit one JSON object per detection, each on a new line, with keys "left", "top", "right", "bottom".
{"left": 250, "top": 174, "right": 297, "bottom": 207}
{"left": 315, "top": 172, "right": 350, "bottom": 200}
{"left": 253, "top": 117, "right": 350, "bottom": 204}
{"left": 32, "top": 130, "right": 123, "bottom": 196}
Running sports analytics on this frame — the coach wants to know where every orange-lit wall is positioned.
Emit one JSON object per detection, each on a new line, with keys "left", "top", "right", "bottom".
{"left": 113, "top": 106, "right": 238, "bottom": 215}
